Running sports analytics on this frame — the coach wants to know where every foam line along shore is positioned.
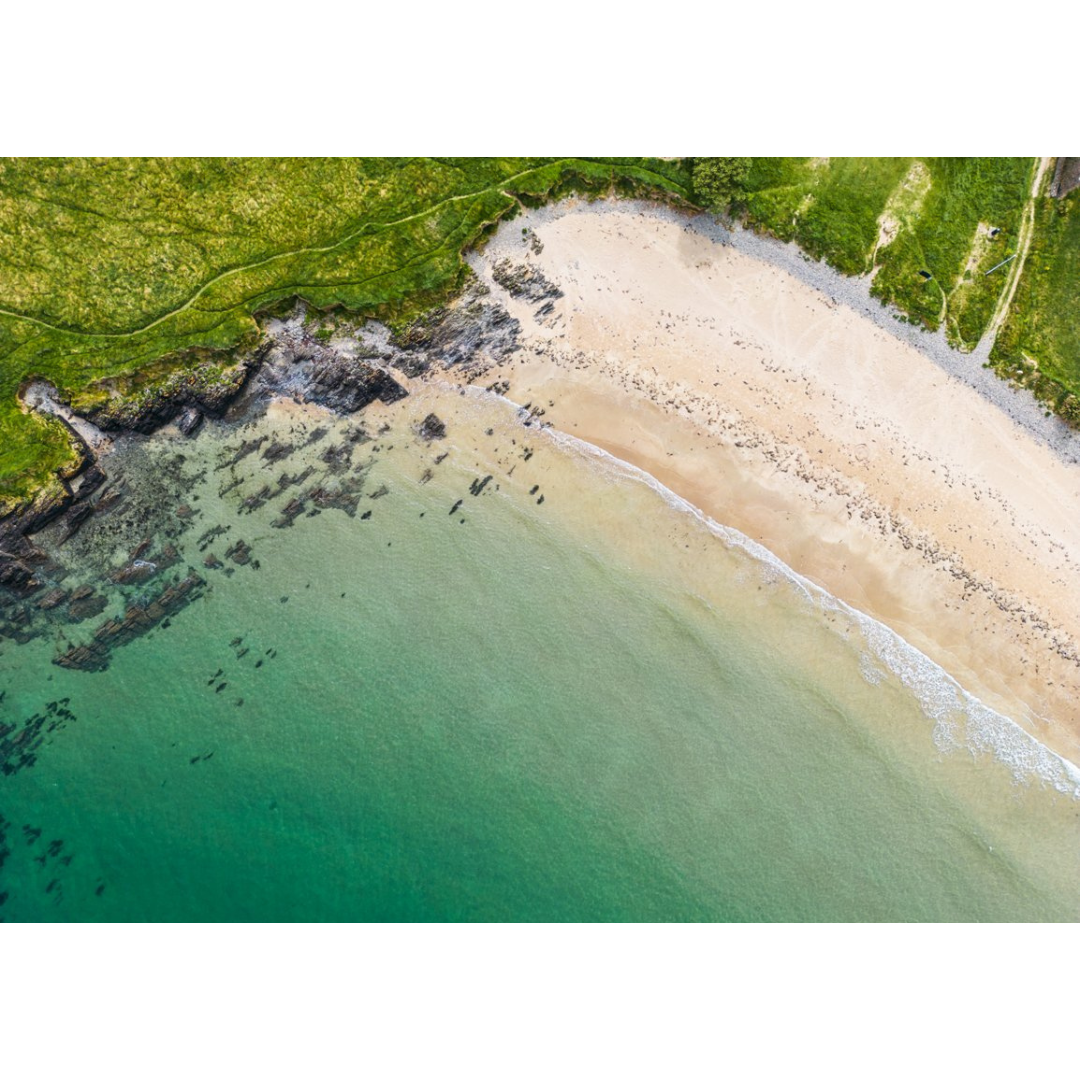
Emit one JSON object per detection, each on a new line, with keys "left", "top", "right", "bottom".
{"left": 459, "top": 199, "right": 1080, "bottom": 769}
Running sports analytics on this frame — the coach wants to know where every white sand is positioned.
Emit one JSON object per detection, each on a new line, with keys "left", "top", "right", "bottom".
{"left": 458, "top": 200, "right": 1080, "bottom": 767}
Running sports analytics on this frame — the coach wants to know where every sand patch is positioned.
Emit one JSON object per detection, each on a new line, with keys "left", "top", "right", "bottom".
{"left": 873, "top": 159, "right": 931, "bottom": 259}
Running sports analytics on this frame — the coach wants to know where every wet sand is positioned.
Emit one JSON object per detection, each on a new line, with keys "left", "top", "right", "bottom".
{"left": 459, "top": 200, "right": 1080, "bottom": 768}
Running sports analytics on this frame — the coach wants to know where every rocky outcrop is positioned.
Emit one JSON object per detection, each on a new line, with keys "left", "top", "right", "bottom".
{"left": 491, "top": 259, "right": 563, "bottom": 304}
{"left": 305, "top": 355, "right": 407, "bottom": 412}
{"left": 390, "top": 285, "right": 521, "bottom": 376}
{"left": 79, "top": 349, "right": 262, "bottom": 435}
{"left": 0, "top": 481, "right": 83, "bottom": 572}
{"left": 72, "top": 465, "right": 107, "bottom": 501}
{"left": 53, "top": 573, "right": 205, "bottom": 672}
{"left": 0, "top": 552, "right": 41, "bottom": 597}
{"left": 177, "top": 407, "right": 204, "bottom": 436}
{"left": 419, "top": 413, "right": 447, "bottom": 440}
{"left": 0, "top": 442, "right": 111, "bottom": 588}
{"left": 109, "top": 560, "right": 158, "bottom": 586}
{"left": 58, "top": 502, "right": 95, "bottom": 544}
{"left": 257, "top": 327, "right": 409, "bottom": 414}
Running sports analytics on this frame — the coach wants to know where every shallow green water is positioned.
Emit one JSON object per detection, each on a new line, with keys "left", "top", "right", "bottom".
{"left": 1, "top": 387, "right": 1078, "bottom": 921}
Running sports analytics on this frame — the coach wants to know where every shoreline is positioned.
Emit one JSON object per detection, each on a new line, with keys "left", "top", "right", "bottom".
{"left": 528, "top": 410, "right": 1080, "bottom": 796}
{"left": 9, "top": 192, "right": 1080, "bottom": 775}
{"left": 6, "top": 374, "right": 1078, "bottom": 922}
{"left": 455, "top": 197, "right": 1080, "bottom": 768}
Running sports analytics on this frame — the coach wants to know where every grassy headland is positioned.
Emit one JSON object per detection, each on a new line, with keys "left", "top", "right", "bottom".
{"left": 6, "top": 156, "right": 1080, "bottom": 509}
{"left": 0, "top": 158, "right": 691, "bottom": 505}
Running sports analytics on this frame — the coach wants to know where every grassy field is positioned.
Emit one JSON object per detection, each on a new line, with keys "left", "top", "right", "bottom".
{"left": 741, "top": 157, "right": 1036, "bottom": 348}
{"left": 743, "top": 157, "right": 913, "bottom": 274}
{"left": 0, "top": 158, "right": 692, "bottom": 505}
{"left": 991, "top": 186, "right": 1080, "bottom": 420}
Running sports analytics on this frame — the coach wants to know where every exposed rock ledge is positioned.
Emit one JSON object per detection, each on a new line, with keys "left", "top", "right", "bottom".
{"left": 4, "top": 283, "right": 518, "bottom": 571}
{"left": 78, "top": 349, "right": 264, "bottom": 434}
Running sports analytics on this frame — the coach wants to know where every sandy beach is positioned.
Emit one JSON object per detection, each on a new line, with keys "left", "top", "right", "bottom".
{"left": 457, "top": 200, "right": 1080, "bottom": 768}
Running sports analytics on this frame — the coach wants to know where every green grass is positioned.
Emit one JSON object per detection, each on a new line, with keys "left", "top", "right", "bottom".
{"left": 743, "top": 158, "right": 913, "bottom": 273}
{"left": 991, "top": 187, "right": 1080, "bottom": 418}
{"left": 0, "top": 158, "right": 691, "bottom": 505}
{"left": 873, "top": 158, "right": 1034, "bottom": 346}
{"left": 741, "top": 157, "right": 1035, "bottom": 346}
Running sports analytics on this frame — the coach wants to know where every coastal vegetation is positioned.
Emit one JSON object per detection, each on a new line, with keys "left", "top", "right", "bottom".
{"left": 7, "top": 155, "right": 1080, "bottom": 509}
{"left": 739, "top": 157, "right": 1036, "bottom": 349}
{"left": 0, "top": 158, "right": 691, "bottom": 504}
{"left": 991, "top": 186, "right": 1080, "bottom": 421}
{"left": 691, "top": 157, "right": 751, "bottom": 213}
{"left": 733, "top": 157, "right": 1080, "bottom": 425}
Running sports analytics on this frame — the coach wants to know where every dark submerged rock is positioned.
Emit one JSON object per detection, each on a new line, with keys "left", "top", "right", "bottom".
{"left": 419, "top": 413, "right": 447, "bottom": 440}
{"left": 58, "top": 502, "right": 95, "bottom": 544}
{"left": 68, "top": 589, "right": 108, "bottom": 621}
{"left": 225, "top": 540, "right": 252, "bottom": 565}
{"left": 35, "top": 588, "right": 70, "bottom": 611}
{"left": 53, "top": 573, "right": 205, "bottom": 672}
{"left": 177, "top": 407, "right": 204, "bottom": 437}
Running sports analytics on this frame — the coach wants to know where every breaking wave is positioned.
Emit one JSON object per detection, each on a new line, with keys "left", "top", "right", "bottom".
{"left": 511, "top": 402, "right": 1080, "bottom": 798}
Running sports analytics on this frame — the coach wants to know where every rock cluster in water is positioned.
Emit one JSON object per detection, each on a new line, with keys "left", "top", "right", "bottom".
{"left": 0, "top": 698, "right": 77, "bottom": 777}
{"left": 53, "top": 573, "right": 205, "bottom": 672}
{"left": 0, "top": 285, "right": 539, "bottom": 724}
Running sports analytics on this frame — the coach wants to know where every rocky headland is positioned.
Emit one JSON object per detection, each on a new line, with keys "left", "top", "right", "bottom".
{"left": 0, "top": 276, "right": 525, "bottom": 682}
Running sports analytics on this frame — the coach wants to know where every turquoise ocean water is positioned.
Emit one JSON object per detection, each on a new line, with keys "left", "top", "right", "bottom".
{"left": 1, "top": 384, "right": 1078, "bottom": 921}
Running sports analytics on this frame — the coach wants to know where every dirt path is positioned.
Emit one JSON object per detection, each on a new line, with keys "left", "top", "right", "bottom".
{"left": 985, "top": 156, "right": 1052, "bottom": 345}
{"left": 21, "top": 378, "right": 112, "bottom": 452}
{"left": 0, "top": 160, "right": 670, "bottom": 341}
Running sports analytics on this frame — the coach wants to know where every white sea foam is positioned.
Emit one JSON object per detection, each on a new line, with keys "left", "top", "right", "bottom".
{"left": 858, "top": 653, "right": 887, "bottom": 687}
{"left": 467, "top": 390, "right": 1080, "bottom": 798}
